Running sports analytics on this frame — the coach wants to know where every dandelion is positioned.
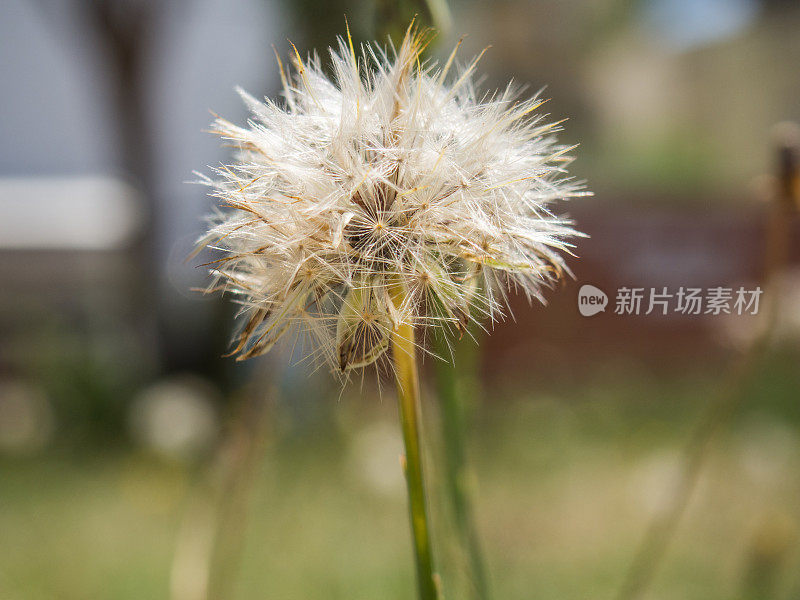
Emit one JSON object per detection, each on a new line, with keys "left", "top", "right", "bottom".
{"left": 197, "top": 21, "right": 587, "bottom": 600}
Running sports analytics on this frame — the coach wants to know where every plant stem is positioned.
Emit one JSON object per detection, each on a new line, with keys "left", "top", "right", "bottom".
{"left": 433, "top": 331, "right": 490, "bottom": 600}
{"left": 391, "top": 320, "right": 438, "bottom": 600}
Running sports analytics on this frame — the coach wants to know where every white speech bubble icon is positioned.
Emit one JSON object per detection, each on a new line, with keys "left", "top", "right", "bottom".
{"left": 578, "top": 284, "right": 608, "bottom": 317}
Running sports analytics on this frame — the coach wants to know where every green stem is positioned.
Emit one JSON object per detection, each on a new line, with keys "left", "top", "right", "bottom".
{"left": 433, "top": 331, "right": 490, "bottom": 599}
{"left": 392, "top": 320, "right": 438, "bottom": 600}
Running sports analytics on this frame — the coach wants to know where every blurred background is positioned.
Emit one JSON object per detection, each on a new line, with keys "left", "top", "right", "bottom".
{"left": 1, "top": 0, "right": 799, "bottom": 599}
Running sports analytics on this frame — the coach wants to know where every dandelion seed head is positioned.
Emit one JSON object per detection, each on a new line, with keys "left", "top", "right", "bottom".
{"left": 198, "top": 24, "right": 589, "bottom": 373}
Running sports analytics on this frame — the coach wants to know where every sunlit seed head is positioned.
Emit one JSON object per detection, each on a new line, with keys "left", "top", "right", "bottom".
{"left": 197, "top": 22, "right": 589, "bottom": 375}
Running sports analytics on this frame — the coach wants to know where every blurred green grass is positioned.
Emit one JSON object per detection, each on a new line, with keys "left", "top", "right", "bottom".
{"left": 2, "top": 357, "right": 800, "bottom": 600}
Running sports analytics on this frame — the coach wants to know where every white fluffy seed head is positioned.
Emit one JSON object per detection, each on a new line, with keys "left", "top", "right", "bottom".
{"left": 198, "top": 24, "right": 589, "bottom": 374}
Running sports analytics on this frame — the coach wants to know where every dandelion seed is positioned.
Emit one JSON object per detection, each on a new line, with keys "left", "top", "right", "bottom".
{"left": 198, "top": 25, "right": 588, "bottom": 373}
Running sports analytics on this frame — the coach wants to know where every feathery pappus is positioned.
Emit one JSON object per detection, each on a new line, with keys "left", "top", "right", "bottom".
{"left": 197, "top": 23, "right": 589, "bottom": 373}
